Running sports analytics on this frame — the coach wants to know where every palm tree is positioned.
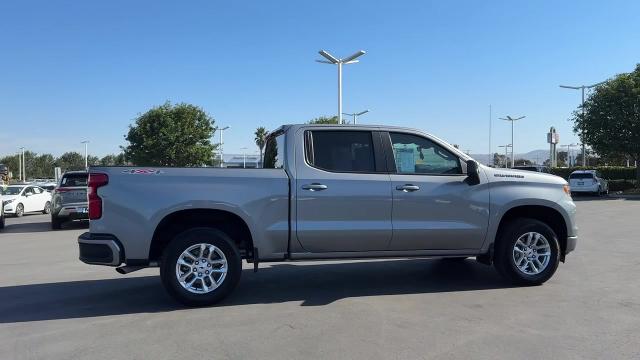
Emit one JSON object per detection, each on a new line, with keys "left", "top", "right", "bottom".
{"left": 254, "top": 127, "right": 268, "bottom": 167}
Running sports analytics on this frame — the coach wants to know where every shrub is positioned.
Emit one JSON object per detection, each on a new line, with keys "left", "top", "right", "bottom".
{"left": 550, "top": 166, "right": 637, "bottom": 181}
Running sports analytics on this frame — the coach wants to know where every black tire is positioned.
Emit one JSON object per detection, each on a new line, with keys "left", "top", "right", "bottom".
{"left": 494, "top": 218, "right": 560, "bottom": 285}
{"left": 43, "top": 201, "right": 51, "bottom": 214}
{"left": 160, "top": 227, "right": 242, "bottom": 307}
{"left": 15, "top": 203, "right": 24, "bottom": 217}
{"left": 0, "top": 212, "right": 4, "bottom": 229}
{"left": 51, "top": 215, "right": 63, "bottom": 230}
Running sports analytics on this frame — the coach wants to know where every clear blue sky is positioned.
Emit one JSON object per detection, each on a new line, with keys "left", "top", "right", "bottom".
{"left": 1, "top": 0, "right": 639, "bottom": 158}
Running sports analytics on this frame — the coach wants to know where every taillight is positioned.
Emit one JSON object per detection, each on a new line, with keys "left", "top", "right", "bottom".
{"left": 54, "top": 187, "right": 71, "bottom": 193}
{"left": 88, "top": 173, "right": 108, "bottom": 220}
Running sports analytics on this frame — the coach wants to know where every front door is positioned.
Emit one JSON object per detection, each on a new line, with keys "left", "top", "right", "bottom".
{"left": 295, "top": 129, "right": 392, "bottom": 252}
{"left": 386, "top": 132, "right": 490, "bottom": 250}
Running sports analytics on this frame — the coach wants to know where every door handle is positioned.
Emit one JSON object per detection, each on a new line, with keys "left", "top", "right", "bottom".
{"left": 396, "top": 184, "right": 420, "bottom": 192}
{"left": 302, "top": 183, "right": 328, "bottom": 191}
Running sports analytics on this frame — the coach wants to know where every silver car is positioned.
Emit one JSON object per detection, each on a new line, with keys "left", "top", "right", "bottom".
{"left": 51, "top": 171, "right": 88, "bottom": 229}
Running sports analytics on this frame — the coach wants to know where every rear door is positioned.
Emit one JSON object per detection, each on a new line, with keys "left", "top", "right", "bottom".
{"left": 295, "top": 129, "right": 393, "bottom": 252}
{"left": 385, "top": 132, "right": 490, "bottom": 250}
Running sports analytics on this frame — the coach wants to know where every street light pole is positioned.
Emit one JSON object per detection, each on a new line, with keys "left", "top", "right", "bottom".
{"left": 215, "top": 126, "right": 229, "bottom": 168}
{"left": 342, "top": 110, "right": 369, "bottom": 124}
{"left": 18, "top": 148, "right": 23, "bottom": 182}
{"left": 559, "top": 81, "right": 605, "bottom": 166}
{"left": 81, "top": 141, "right": 89, "bottom": 170}
{"left": 316, "top": 50, "right": 366, "bottom": 124}
{"left": 499, "top": 116, "right": 525, "bottom": 168}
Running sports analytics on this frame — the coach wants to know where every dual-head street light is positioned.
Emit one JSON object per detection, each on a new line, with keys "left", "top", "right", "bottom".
{"left": 499, "top": 116, "right": 526, "bottom": 168}
{"left": 316, "top": 50, "right": 366, "bottom": 124}
{"left": 559, "top": 81, "right": 605, "bottom": 166}
{"left": 342, "top": 110, "right": 369, "bottom": 124}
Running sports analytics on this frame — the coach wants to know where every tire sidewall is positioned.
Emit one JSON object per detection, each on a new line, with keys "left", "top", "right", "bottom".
{"left": 16, "top": 203, "right": 24, "bottom": 217}
{"left": 497, "top": 218, "right": 560, "bottom": 284}
{"left": 43, "top": 201, "right": 51, "bottom": 214}
{"left": 161, "top": 227, "right": 242, "bottom": 306}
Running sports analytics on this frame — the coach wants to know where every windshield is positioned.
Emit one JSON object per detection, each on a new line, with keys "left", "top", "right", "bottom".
{"left": 570, "top": 173, "right": 594, "bottom": 179}
{"left": 1, "top": 186, "right": 24, "bottom": 195}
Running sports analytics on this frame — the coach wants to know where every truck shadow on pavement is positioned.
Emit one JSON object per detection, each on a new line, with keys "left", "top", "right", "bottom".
{"left": 0, "top": 219, "right": 88, "bottom": 234}
{"left": 0, "top": 259, "right": 514, "bottom": 323}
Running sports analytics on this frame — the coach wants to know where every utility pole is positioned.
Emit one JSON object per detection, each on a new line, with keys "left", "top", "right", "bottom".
{"left": 81, "top": 141, "right": 89, "bottom": 170}
{"left": 240, "top": 147, "right": 248, "bottom": 169}
{"left": 342, "top": 110, "right": 369, "bottom": 124}
{"left": 559, "top": 81, "right": 605, "bottom": 166}
{"left": 488, "top": 105, "right": 492, "bottom": 166}
{"left": 316, "top": 50, "right": 366, "bottom": 124}
{"left": 17, "top": 149, "right": 22, "bottom": 182}
{"left": 215, "top": 126, "right": 229, "bottom": 168}
{"left": 20, "top": 147, "right": 25, "bottom": 182}
{"left": 498, "top": 144, "right": 512, "bottom": 168}
{"left": 499, "top": 116, "right": 525, "bottom": 168}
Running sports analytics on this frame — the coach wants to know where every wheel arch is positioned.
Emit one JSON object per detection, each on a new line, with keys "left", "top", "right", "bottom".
{"left": 149, "top": 208, "right": 255, "bottom": 263}
{"left": 494, "top": 205, "right": 568, "bottom": 261}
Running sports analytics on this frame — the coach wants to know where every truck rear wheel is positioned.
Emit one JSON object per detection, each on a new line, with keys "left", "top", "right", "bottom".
{"left": 494, "top": 218, "right": 560, "bottom": 285}
{"left": 160, "top": 227, "right": 242, "bottom": 306}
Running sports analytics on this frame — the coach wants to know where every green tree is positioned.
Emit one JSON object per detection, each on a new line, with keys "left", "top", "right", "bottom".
{"left": 308, "top": 115, "right": 339, "bottom": 124}
{"left": 254, "top": 127, "right": 268, "bottom": 166}
{"left": 100, "top": 153, "right": 127, "bottom": 166}
{"left": 572, "top": 64, "right": 640, "bottom": 182}
{"left": 123, "top": 102, "right": 218, "bottom": 166}
{"left": 55, "top": 152, "right": 86, "bottom": 172}
{"left": 0, "top": 154, "right": 20, "bottom": 180}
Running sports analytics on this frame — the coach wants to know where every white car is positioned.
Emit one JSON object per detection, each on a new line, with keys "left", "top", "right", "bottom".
{"left": 1, "top": 185, "right": 52, "bottom": 217}
{"left": 569, "top": 170, "right": 609, "bottom": 196}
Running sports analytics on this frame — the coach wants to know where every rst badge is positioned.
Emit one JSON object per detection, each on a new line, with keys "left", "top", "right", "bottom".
{"left": 122, "top": 169, "right": 164, "bottom": 175}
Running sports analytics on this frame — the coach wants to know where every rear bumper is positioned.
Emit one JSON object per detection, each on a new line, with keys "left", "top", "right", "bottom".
{"left": 55, "top": 203, "right": 89, "bottom": 219}
{"left": 570, "top": 185, "right": 599, "bottom": 193}
{"left": 78, "top": 232, "right": 123, "bottom": 266}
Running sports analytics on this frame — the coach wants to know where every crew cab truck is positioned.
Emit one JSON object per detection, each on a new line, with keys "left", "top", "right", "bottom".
{"left": 78, "top": 124, "right": 577, "bottom": 306}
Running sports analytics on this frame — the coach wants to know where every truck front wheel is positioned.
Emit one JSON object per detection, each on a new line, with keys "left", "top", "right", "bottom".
{"left": 160, "top": 227, "right": 242, "bottom": 306}
{"left": 494, "top": 218, "right": 560, "bottom": 285}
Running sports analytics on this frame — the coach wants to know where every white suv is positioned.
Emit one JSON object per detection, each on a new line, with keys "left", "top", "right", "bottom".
{"left": 569, "top": 170, "right": 608, "bottom": 196}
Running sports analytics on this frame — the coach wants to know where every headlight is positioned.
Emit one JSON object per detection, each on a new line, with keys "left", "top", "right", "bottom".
{"left": 3, "top": 199, "right": 14, "bottom": 205}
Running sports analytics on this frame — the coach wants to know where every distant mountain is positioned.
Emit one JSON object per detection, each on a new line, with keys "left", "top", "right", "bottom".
{"left": 469, "top": 149, "right": 550, "bottom": 165}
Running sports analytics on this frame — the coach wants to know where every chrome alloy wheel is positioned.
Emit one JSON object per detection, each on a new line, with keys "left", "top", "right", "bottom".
{"left": 175, "top": 243, "right": 228, "bottom": 294}
{"left": 512, "top": 232, "right": 551, "bottom": 275}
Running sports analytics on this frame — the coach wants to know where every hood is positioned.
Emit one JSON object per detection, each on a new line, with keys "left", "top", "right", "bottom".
{"left": 480, "top": 165, "right": 567, "bottom": 185}
{"left": 1, "top": 195, "right": 19, "bottom": 203}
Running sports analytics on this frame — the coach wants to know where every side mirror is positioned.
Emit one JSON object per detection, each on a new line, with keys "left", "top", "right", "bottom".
{"left": 466, "top": 160, "right": 480, "bottom": 185}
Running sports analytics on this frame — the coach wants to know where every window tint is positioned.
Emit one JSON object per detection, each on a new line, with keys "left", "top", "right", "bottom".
{"left": 33, "top": 187, "right": 43, "bottom": 194}
{"left": 390, "top": 133, "right": 461, "bottom": 175}
{"left": 61, "top": 173, "right": 88, "bottom": 187}
{"left": 263, "top": 132, "right": 285, "bottom": 169}
{"left": 308, "top": 131, "right": 375, "bottom": 172}
{"left": 569, "top": 173, "right": 594, "bottom": 179}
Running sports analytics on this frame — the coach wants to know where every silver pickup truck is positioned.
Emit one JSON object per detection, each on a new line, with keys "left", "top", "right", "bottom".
{"left": 78, "top": 124, "right": 577, "bottom": 306}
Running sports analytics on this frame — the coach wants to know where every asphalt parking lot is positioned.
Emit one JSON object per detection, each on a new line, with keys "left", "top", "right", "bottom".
{"left": 1, "top": 197, "right": 639, "bottom": 360}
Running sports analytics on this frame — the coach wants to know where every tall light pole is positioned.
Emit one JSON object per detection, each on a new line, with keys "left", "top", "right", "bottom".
{"left": 498, "top": 144, "right": 512, "bottom": 168}
{"left": 240, "top": 147, "right": 248, "bottom": 169}
{"left": 215, "top": 126, "right": 229, "bottom": 168}
{"left": 18, "top": 148, "right": 23, "bottom": 182}
{"left": 499, "top": 115, "right": 525, "bottom": 168}
{"left": 342, "top": 110, "right": 369, "bottom": 124}
{"left": 81, "top": 141, "right": 89, "bottom": 170}
{"left": 559, "top": 82, "right": 605, "bottom": 166}
{"left": 316, "top": 49, "right": 366, "bottom": 124}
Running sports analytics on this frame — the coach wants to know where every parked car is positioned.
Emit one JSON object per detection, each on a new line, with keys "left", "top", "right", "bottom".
{"left": 51, "top": 171, "right": 89, "bottom": 229}
{"left": 513, "top": 165, "right": 550, "bottom": 173}
{"left": 569, "top": 170, "right": 608, "bottom": 196}
{"left": 1, "top": 185, "right": 52, "bottom": 217}
{"left": 78, "top": 124, "right": 577, "bottom": 306}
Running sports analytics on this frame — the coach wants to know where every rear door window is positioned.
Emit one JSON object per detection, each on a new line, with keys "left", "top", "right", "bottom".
{"left": 306, "top": 131, "right": 376, "bottom": 173}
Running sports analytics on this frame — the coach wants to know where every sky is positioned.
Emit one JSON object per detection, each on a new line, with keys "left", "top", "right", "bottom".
{"left": 1, "top": 0, "right": 639, "bottom": 159}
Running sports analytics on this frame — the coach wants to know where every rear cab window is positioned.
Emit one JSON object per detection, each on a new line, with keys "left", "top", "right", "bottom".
{"left": 60, "top": 173, "right": 88, "bottom": 187}
{"left": 263, "top": 132, "right": 286, "bottom": 169}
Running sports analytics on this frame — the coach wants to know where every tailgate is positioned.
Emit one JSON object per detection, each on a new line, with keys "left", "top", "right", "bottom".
{"left": 59, "top": 186, "right": 87, "bottom": 204}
